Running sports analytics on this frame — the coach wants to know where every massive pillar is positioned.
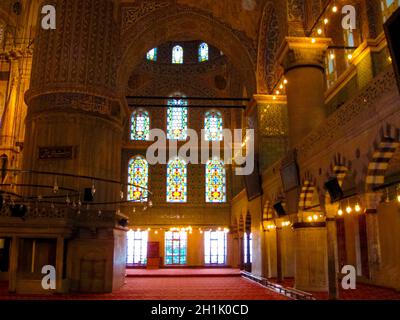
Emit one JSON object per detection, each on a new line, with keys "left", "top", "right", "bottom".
{"left": 280, "top": 38, "right": 330, "bottom": 148}
{"left": 23, "top": 0, "right": 125, "bottom": 293}
{"left": 294, "top": 223, "right": 328, "bottom": 292}
{"left": 324, "top": 202, "right": 340, "bottom": 299}
{"left": 362, "top": 192, "right": 383, "bottom": 280}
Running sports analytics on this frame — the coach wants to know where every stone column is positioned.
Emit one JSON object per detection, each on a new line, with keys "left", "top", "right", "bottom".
{"left": 294, "top": 223, "right": 328, "bottom": 292}
{"left": 8, "top": 236, "right": 18, "bottom": 293}
{"left": 23, "top": 0, "right": 125, "bottom": 293}
{"left": 55, "top": 236, "right": 64, "bottom": 293}
{"left": 276, "top": 226, "right": 284, "bottom": 283}
{"left": 362, "top": 192, "right": 383, "bottom": 279}
{"left": 324, "top": 202, "right": 339, "bottom": 300}
{"left": 279, "top": 38, "right": 331, "bottom": 148}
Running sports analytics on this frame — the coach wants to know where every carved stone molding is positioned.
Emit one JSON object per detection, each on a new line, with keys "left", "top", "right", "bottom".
{"left": 279, "top": 37, "right": 331, "bottom": 72}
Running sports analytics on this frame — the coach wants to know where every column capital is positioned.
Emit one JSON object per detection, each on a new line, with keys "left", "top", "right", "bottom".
{"left": 277, "top": 37, "right": 332, "bottom": 72}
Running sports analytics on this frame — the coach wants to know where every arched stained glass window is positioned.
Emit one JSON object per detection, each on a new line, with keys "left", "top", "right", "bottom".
{"left": 204, "top": 111, "right": 223, "bottom": 141}
{"left": 128, "top": 156, "right": 148, "bottom": 202}
{"left": 167, "top": 99, "right": 188, "bottom": 140}
{"left": 167, "top": 158, "right": 187, "bottom": 203}
{"left": 206, "top": 158, "right": 226, "bottom": 203}
{"left": 198, "top": 42, "right": 209, "bottom": 62}
{"left": 131, "top": 110, "right": 150, "bottom": 141}
{"left": 172, "top": 45, "right": 183, "bottom": 64}
{"left": 146, "top": 48, "right": 157, "bottom": 61}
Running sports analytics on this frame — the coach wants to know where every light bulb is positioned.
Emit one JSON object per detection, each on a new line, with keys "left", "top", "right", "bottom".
{"left": 311, "top": 38, "right": 316, "bottom": 44}
{"left": 332, "top": 6, "right": 338, "bottom": 13}
{"left": 324, "top": 18, "right": 329, "bottom": 24}
{"left": 307, "top": 216, "right": 313, "bottom": 222}
{"left": 330, "top": 53, "right": 335, "bottom": 60}
{"left": 346, "top": 206, "right": 352, "bottom": 214}
{"left": 397, "top": 195, "right": 400, "bottom": 203}
{"left": 355, "top": 203, "right": 361, "bottom": 212}
{"left": 338, "top": 209, "right": 343, "bottom": 216}
{"left": 279, "top": 84, "right": 284, "bottom": 89}
{"left": 283, "top": 79, "right": 288, "bottom": 84}
{"left": 347, "top": 54, "right": 353, "bottom": 60}
{"left": 313, "top": 214, "right": 318, "bottom": 221}
{"left": 155, "top": 230, "right": 158, "bottom": 234}
{"left": 317, "top": 28, "right": 322, "bottom": 35}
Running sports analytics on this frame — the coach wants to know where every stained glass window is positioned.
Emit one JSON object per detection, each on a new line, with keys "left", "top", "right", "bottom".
{"left": 127, "top": 156, "right": 148, "bottom": 202}
{"left": 146, "top": 48, "right": 157, "bottom": 61}
{"left": 167, "top": 99, "right": 188, "bottom": 140}
{"left": 204, "top": 111, "right": 223, "bottom": 141}
{"left": 172, "top": 45, "right": 183, "bottom": 64}
{"left": 204, "top": 231, "right": 227, "bottom": 264}
{"left": 167, "top": 157, "right": 187, "bottom": 203}
{"left": 381, "top": 0, "right": 400, "bottom": 21}
{"left": 131, "top": 110, "right": 150, "bottom": 141}
{"left": 165, "top": 231, "right": 187, "bottom": 265}
{"left": 127, "top": 230, "right": 148, "bottom": 265}
{"left": 206, "top": 158, "right": 226, "bottom": 203}
{"left": 198, "top": 42, "right": 209, "bottom": 62}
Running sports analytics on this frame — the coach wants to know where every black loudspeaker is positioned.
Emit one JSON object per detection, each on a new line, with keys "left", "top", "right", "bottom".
{"left": 83, "top": 188, "right": 94, "bottom": 202}
{"left": 273, "top": 201, "right": 286, "bottom": 216}
{"left": 10, "top": 204, "right": 27, "bottom": 218}
{"left": 384, "top": 6, "right": 400, "bottom": 93}
{"left": 324, "top": 178, "right": 343, "bottom": 202}
{"left": 118, "top": 218, "right": 129, "bottom": 228}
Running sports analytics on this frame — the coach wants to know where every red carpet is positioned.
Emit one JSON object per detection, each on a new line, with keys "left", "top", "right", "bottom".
{"left": 0, "top": 277, "right": 288, "bottom": 300}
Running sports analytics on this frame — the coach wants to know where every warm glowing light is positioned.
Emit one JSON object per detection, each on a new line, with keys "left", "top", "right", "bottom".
{"left": 147, "top": 228, "right": 151, "bottom": 231}
{"left": 307, "top": 216, "right": 313, "bottom": 222}
{"left": 347, "top": 54, "right": 353, "bottom": 60}
{"left": 272, "top": 96, "right": 276, "bottom": 100}
{"left": 324, "top": 18, "right": 329, "bottom": 24}
{"left": 317, "top": 28, "right": 322, "bottom": 35}
{"left": 313, "top": 214, "right": 318, "bottom": 221}
{"left": 155, "top": 230, "right": 158, "bottom": 234}
{"left": 355, "top": 203, "right": 361, "bottom": 212}
{"left": 279, "top": 84, "right": 284, "bottom": 89}
{"left": 276, "top": 90, "right": 280, "bottom": 95}
{"left": 338, "top": 209, "right": 343, "bottom": 216}
{"left": 311, "top": 38, "right": 316, "bottom": 44}
{"left": 332, "top": 6, "right": 338, "bottom": 13}
{"left": 330, "top": 53, "right": 335, "bottom": 60}
{"left": 346, "top": 206, "right": 352, "bottom": 214}
{"left": 283, "top": 79, "right": 288, "bottom": 84}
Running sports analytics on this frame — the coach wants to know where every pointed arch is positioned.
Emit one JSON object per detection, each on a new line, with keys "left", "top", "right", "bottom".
{"left": 167, "top": 157, "right": 187, "bottom": 203}
{"left": 204, "top": 110, "right": 223, "bottom": 141}
{"left": 130, "top": 110, "right": 150, "bottom": 140}
{"left": 205, "top": 158, "right": 226, "bottom": 203}
{"left": 127, "top": 156, "right": 149, "bottom": 202}
{"left": 172, "top": 45, "right": 183, "bottom": 64}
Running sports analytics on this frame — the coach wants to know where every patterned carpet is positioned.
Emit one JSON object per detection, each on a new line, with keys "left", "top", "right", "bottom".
{"left": 0, "top": 277, "right": 289, "bottom": 300}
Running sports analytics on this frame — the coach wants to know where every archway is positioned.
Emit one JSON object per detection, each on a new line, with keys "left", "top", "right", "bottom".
{"left": 117, "top": 8, "right": 256, "bottom": 96}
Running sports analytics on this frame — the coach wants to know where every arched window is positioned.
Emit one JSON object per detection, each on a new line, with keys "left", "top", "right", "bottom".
{"left": 146, "top": 48, "right": 157, "bottom": 61}
{"left": 198, "top": 42, "right": 209, "bottom": 62}
{"left": 172, "top": 45, "right": 183, "bottom": 64}
{"left": 167, "top": 99, "right": 188, "bottom": 140}
{"left": 167, "top": 157, "right": 187, "bottom": 203}
{"left": 381, "top": 0, "right": 400, "bottom": 21}
{"left": 204, "top": 111, "right": 223, "bottom": 141}
{"left": 127, "top": 156, "right": 148, "bottom": 202}
{"left": 131, "top": 110, "right": 150, "bottom": 141}
{"left": 206, "top": 158, "right": 226, "bottom": 203}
